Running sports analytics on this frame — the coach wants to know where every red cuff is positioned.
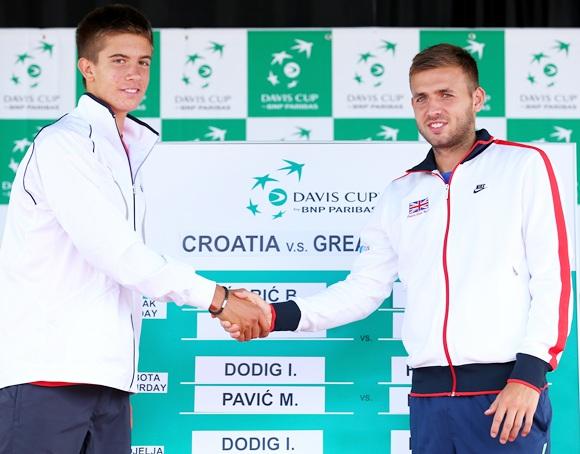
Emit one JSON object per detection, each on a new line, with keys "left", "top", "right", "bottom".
{"left": 269, "top": 304, "right": 276, "bottom": 332}
{"left": 506, "top": 378, "right": 542, "bottom": 394}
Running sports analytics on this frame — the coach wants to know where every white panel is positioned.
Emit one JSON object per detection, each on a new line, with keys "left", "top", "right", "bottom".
{"left": 160, "top": 29, "right": 247, "bottom": 118}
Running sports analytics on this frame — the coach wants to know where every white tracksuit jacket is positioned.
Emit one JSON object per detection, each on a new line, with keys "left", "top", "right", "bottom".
{"left": 0, "top": 94, "right": 216, "bottom": 392}
{"left": 273, "top": 130, "right": 572, "bottom": 395}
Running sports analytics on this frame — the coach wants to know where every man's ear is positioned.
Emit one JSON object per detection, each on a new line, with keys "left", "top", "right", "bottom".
{"left": 473, "top": 86, "right": 486, "bottom": 113}
{"left": 78, "top": 57, "right": 95, "bottom": 84}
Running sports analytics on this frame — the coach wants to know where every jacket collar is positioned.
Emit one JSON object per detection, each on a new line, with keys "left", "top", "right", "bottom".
{"left": 409, "top": 129, "right": 495, "bottom": 172}
{"left": 75, "top": 93, "right": 159, "bottom": 160}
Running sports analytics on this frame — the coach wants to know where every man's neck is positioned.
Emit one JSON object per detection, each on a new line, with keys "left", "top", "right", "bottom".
{"left": 115, "top": 113, "right": 126, "bottom": 135}
{"left": 433, "top": 134, "right": 477, "bottom": 173}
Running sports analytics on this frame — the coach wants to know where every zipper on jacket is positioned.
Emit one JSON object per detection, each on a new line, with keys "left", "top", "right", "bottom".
{"left": 131, "top": 186, "right": 137, "bottom": 231}
{"left": 114, "top": 115, "right": 138, "bottom": 389}
{"left": 124, "top": 144, "right": 136, "bottom": 231}
{"left": 120, "top": 129, "right": 156, "bottom": 233}
{"left": 411, "top": 137, "right": 494, "bottom": 396}
{"left": 432, "top": 171, "right": 457, "bottom": 396}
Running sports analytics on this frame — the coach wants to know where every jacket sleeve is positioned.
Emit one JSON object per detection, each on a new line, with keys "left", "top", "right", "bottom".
{"left": 290, "top": 189, "right": 399, "bottom": 331}
{"left": 31, "top": 129, "right": 216, "bottom": 309}
{"left": 509, "top": 148, "right": 572, "bottom": 390}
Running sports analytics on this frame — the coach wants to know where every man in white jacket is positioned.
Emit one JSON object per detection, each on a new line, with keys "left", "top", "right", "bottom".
{"left": 225, "top": 44, "right": 571, "bottom": 453}
{"left": 0, "top": 5, "right": 270, "bottom": 453}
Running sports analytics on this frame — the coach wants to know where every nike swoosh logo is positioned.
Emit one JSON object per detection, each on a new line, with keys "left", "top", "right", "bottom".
{"left": 473, "top": 187, "right": 486, "bottom": 193}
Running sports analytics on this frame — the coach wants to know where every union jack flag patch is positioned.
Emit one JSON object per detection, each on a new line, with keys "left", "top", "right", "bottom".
{"left": 408, "top": 197, "right": 429, "bottom": 217}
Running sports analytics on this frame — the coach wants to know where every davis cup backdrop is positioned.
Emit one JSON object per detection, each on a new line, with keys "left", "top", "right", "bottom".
{"left": 0, "top": 28, "right": 579, "bottom": 453}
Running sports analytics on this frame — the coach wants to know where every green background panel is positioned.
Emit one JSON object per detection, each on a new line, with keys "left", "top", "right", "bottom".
{"left": 162, "top": 119, "right": 246, "bottom": 141}
{"left": 507, "top": 118, "right": 580, "bottom": 201}
{"left": 420, "top": 30, "right": 505, "bottom": 117}
{"left": 334, "top": 118, "right": 419, "bottom": 141}
{"left": 248, "top": 30, "right": 332, "bottom": 117}
{"left": 0, "top": 119, "right": 52, "bottom": 204}
{"left": 133, "top": 270, "right": 407, "bottom": 453}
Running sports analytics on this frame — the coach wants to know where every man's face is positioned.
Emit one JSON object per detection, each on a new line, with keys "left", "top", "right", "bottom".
{"left": 410, "top": 66, "right": 484, "bottom": 151}
{"left": 79, "top": 32, "right": 152, "bottom": 117}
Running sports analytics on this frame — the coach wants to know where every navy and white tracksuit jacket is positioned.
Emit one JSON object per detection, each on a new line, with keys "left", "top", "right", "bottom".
{"left": 272, "top": 129, "right": 572, "bottom": 396}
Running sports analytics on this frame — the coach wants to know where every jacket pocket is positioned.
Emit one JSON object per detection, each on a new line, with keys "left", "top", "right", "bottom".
{"left": 533, "top": 390, "right": 552, "bottom": 433}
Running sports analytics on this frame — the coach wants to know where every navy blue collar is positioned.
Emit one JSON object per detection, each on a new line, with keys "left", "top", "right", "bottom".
{"left": 409, "top": 129, "right": 495, "bottom": 172}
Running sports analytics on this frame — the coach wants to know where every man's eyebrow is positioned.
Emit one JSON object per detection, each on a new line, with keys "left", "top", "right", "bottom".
{"left": 411, "top": 87, "right": 456, "bottom": 98}
{"left": 107, "top": 53, "right": 152, "bottom": 59}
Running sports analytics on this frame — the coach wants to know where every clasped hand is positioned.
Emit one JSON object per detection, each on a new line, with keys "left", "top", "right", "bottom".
{"left": 214, "top": 289, "right": 271, "bottom": 341}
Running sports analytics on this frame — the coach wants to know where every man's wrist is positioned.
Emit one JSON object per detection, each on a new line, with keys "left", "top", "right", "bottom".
{"left": 509, "top": 353, "right": 550, "bottom": 390}
{"left": 270, "top": 300, "right": 301, "bottom": 331}
{"left": 209, "top": 285, "right": 228, "bottom": 315}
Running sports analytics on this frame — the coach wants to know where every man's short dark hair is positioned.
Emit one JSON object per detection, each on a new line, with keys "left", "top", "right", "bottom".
{"left": 409, "top": 43, "right": 480, "bottom": 91}
{"left": 76, "top": 4, "right": 153, "bottom": 63}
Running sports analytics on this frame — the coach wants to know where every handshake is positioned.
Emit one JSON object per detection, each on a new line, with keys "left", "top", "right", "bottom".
{"left": 209, "top": 286, "right": 272, "bottom": 342}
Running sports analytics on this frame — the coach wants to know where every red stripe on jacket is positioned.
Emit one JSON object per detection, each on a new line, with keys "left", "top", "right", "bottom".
{"left": 496, "top": 140, "right": 571, "bottom": 370}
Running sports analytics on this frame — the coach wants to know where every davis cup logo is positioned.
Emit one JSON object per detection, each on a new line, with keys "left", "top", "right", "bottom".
{"left": 280, "top": 126, "right": 311, "bottom": 141}
{"left": 353, "top": 40, "right": 396, "bottom": 88}
{"left": 374, "top": 125, "right": 398, "bottom": 141}
{"left": 10, "top": 38, "right": 54, "bottom": 89}
{"left": 462, "top": 33, "right": 486, "bottom": 60}
{"left": 461, "top": 33, "right": 493, "bottom": 111}
{"left": 2, "top": 30, "right": 75, "bottom": 117}
{"left": 1, "top": 134, "right": 34, "bottom": 201}
{"left": 267, "top": 39, "right": 313, "bottom": 89}
{"left": 181, "top": 40, "right": 225, "bottom": 89}
{"left": 526, "top": 40, "right": 570, "bottom": 88}
{"left": 421, "top": 29, "right": 504, "bottom": 115}
{"left": 248, "top": 30, "right": 331, "bottom": 116}
{"left": 246, "top": 159, "right": 304, "bottom": 220}
{"left": 533, "top": 125, "right": 573, "bottom": 143}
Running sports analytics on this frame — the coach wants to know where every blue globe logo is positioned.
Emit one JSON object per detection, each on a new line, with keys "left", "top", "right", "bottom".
{"left": 268, "top": 188, "right": 287, "bottom": 206}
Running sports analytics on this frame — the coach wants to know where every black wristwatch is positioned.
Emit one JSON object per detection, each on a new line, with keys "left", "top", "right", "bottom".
{"left": 208, "top": 286, "right": 229, "bottom": 315}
